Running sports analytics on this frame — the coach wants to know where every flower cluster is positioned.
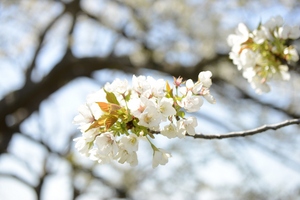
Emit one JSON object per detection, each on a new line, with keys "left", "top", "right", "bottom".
{"left": 228, "top": 16, "right": 300, "bottom": 93}
{"left": 73, "top": 71, "right": 215, "bottom": 168}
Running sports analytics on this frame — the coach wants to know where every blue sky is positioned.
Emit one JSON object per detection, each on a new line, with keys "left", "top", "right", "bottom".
{"left": 1, "top": 1, "right": 300, "bottom": 199}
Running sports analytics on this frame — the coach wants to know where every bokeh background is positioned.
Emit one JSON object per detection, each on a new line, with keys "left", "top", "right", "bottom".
{"left": 1, "top": 0, "right": 300, "bottom": 199}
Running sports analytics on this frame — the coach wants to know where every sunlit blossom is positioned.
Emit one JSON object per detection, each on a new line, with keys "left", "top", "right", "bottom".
{"left": 74, "top": 72, "right": 216, "bottom": 167}
{"left": 228, "top": 15, "right": 300, "bottom": 93}
{"left": 152, "top": 148, "right": 172, "bottom": 168}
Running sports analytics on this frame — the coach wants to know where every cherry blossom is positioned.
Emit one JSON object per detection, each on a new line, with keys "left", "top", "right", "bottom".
{"left": 118, "top": 134, "right": 139, "bottom": 153}
{"left": 228, "top": 15, "right": 300, "bottom": 93}
{"left": 138, "top": 106, "right": 163, "bottom": 131}
{"left": 73, "top": 14, "right": 299, "bottom": 169}
{"left": 115, "top": 150, "right": 138, "bottom": 166}
{"left": 73, "top": 137, "right": 91, "bottom": 156}
{"left": 152, "top": 148, "right": 172, "bottom": 168}
{"left": 161, "top": 122, "right": 182, "bottom": 139}
{"left": 177, "top": 117, "right": 198, "bottom": 136}
{"left": 178, "top": 91, "right": 203, "bottom": 112}
{"left": 157, "top": 97, "right": 176, "bottom": 118}
{"left": 74, "top": 71, "right": 215, "bottom": 167}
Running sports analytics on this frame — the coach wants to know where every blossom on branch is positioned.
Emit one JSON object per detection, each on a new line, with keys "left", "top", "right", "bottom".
{"left": 73, "top": 71, "right": 215, "bottom": 167}
{"left": 152, "top": 148, "right": 172, "bottom": 168}
{"left": 228, "top": 15, "right": 300, "bottom": 94}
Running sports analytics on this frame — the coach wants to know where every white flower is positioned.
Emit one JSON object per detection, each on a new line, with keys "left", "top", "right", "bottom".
{"left": 242, "top": 67, "right": 270, "bottom": 94}
{"left": 191, "top": 82, "right": 203, "bottom": 95}
{"left": 252, "top": 27, "right": 270, "bottom": 44}
{"left": 132, "top": 75, "right": 166, "bottom": 98}
{"left": 73, "top": 105, "right": 99, "bottom": 141}
{"left": 284, "top": 47, "right": 299, "bottom": 62}
{"left": 89, "top": 148, "right": 111, "bottom": 164}
{"left": 86, "top": 89, "right": 107, "bottom": 103}
{"left": 138, "top": 106, "right": 162, "bottom": 130}
{"left": 86, "top": 89, "right": 107, "bottom": 119}
{"left": 118, "top": 134, "right": 139, "bottom": 153}
{"left": 157, "top": 97, "right": 176, "bottom": 118}
{"left": 229, "top": 50, "right": 243, "bottom": 70}
{"left": 242, "top": 67, "right": 256, "bottom": 81}
{"left": 276, "top": 25, "right": 300, "bottom": 40}
{"left": 227, "top": 23, "right": 249, "bottom": 47}
{"left": 147, "top": 76, "right": 166, "bottom": 98}
{"left": 278, "top": 65, "right": 290, "bottom": 81}
{"left": 287, "top": 26, "right": 300, "bottom": 39}
{"left": 185, "top": 79, "right": 194, "bottom": 90}
{"left": 73, "top": 73, "right": 216, "bottom": 167}
{"left": 276, "top": 25, "right": 290, "bottom": 39}
{"left": 73, "top": 104, "right": 95, "bottom": 126}
{"left": 127, "top": 98, "right": 143, "bottom": 118}
{"left": 179, "top": 85, "right": 188, "bottom": 95}
{"left": 117, "top": 135, "right": 139, "bottom": 166}
{"left": 178, "top": 91, "right": 203, "bottom": 112}
{"left": 202, "top": 88, "right": 216, "bottom": 104}
{"left": 250, "top": 76, "right": 270, "bottom": 94}
{"left": 228, "top": 15, "right": 299, "bottom": 94}
{"left": 239, "top": 49, "right": 258, "bottom": 69}
{"left": 132, "top": 75, "right": 151, "bottom": 97}
{"left": 152, "top": 148, "right": 172, "bottom": 168}
{"left": 104, "top": 78, "right": 128, "bottom": 94}
{"left": 128, "top": 96, "right": 156, "bottom": 118}
{"left": 177, "top": 117, "right": 198, "bottom": 136}
{"left": 89, "top": 132, "right": 119, "bottom": 164}
{"left": 116, "top": 150, "right": 138, "bottom": 167}
{"left": 79, "top": 124, "right": 98, "bottom": 142}
{"left": 104, "top": 79, "right": 129, "bottom": 106}
{"left": 73, "top": 137, "right": 91, "bottom": 156}
{"left": 198, "top": 71, "right": 212, "bottom": 88}
{"left": 263, "top": 15, "right": 283, "bottom": 30}
{"left": 161, "top": 122, "right": 181, "bottom": 138}
{"left": 190, "top": 71, "right": 214, "bottom": 96}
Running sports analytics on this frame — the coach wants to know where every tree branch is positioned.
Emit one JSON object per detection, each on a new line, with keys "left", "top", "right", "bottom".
{"left": 25, "top": 8, "right": 66, "bottom": 82}
{"left": 190, "top": 118, "right": 300, "bottom": 139}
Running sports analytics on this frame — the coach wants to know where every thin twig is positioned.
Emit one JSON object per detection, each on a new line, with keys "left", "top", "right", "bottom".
{"left": 189, "top": 118, "right": 300, "bottom": 139}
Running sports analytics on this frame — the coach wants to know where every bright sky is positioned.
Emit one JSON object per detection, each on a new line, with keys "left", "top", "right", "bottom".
{"left": 1, "top": 1, "right": 300, "bottom": 199}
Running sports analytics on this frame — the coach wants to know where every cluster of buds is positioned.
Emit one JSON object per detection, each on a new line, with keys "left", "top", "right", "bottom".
{"left": 73, "top": 71, "right": 215, "bottom": 168}
{"left": 228, "top": 16, "right": 300, "bottom": 93}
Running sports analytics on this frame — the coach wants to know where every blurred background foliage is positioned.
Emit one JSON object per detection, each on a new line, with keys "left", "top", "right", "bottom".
{"left": 0, "top": 0, "right": 300, "bottom": 199}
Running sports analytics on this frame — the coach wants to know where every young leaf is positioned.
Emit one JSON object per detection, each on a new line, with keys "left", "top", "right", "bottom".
{"left": 85, "top": 115, "right": 108, "bottom": 131}
{"left": 165, "top": 81, "right": 173, "bottom": 98}
{"left": 166, "top": 81, "right": 171, "bottom": 93}
{"left": 110, "top": 104, "right": 122, "bottom": 113}
{"left": 96, "top": 102, "right": 122, "bottom": 114}
{"left": 97, "top": 102, "right": 111, "bottom": 113}
{"left": 104, "top": 89, "right": 120, "bottom": 105}
{"left": 105, "top": 115, "right": 118, "bottom": 130}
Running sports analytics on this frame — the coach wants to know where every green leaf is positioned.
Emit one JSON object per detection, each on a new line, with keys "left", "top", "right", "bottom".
{"left": 104, "top": 89, "right": 120, "bottom": 105}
